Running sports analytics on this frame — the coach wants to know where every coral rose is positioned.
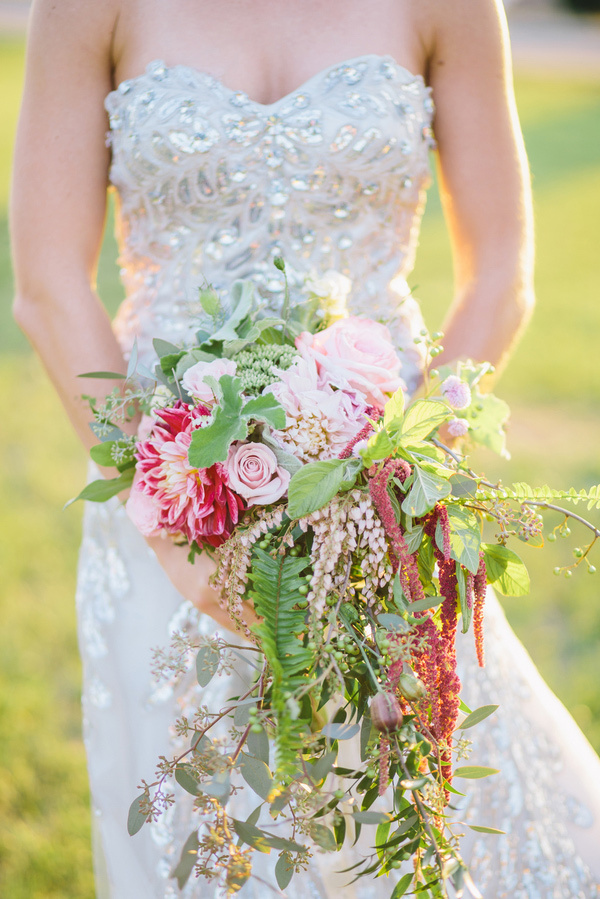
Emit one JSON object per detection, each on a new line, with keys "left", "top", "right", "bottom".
{"left": 182, "top": 358, "right": 237, "bottom": 405}
{"left": 226, "top": 442, "right": 290, "bottom": 507}
{"left": 296, "top": 316, "right": 404, "bottom": 407}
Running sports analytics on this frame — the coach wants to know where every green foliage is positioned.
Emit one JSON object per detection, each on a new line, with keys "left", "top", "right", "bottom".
{"left": 248, "top": 549, "right": 313, "bottom": 782}
{"left": 287, "top": 458, "right": 348, "bottom": 518}
{"left": 482, "top": 544, "right": 531, "bottom": 597}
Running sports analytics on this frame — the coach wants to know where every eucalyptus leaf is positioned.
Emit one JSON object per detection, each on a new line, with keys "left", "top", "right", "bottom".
{"left": 67, "top": 469, "right": 134, "bottom": 506}
{"left": 232, "top": 819, "right": 272, "bottom": 853}
{"left": 78, "top": 370, "right": 126, "bottom": 379}
{"left": 174, "top": 348, "right": 218, "bottom": 380}
{"left": 247, "top": 726, "right": 270, "bottom": 764}
{"left": 170, "top": 829, "right": 199, "bottom": 889}
{"left": 195, "top": 644, "right": 221, "bottom": 687}
{"left": 240, "top": 753, "right": 274, "bottom": 801}
{"left": 468, "top": 824, "right": 506, "bottom": 835}
{"left": 322, "top": 721, "right": 360, "bottom": 741}
{"left": 352, "top": 811, "right": 391, "bottom": 825}
{"left": 311, "top": 824, "right": 337, "bottom": 852}
{"left": 202, "top": 770, "right": 231, "bottom": 803}
{"left": 287, "top": 459, "right": 346, "bottom": 519}
{"left": 126, "top": 340, "right": 138, "bottom": 380}
{"left": 275, "top": 853, "right": 294, "bottom": 890}
{"left": 175, "top": 764, "right": 200, "bottom": 796}
{"left": 454, "top": 766, "right": 500, "bottom": 779}
{"left": 153, "top": 337, "right": 182, "bottom": 357}
{"left": 261, "top": 432, "right": 303, "bottom": 476}
{"left": 377, "top": 612, "right": 410, "bottom": 632}
{"left": 309, "top": 750, "right": 337, "bottom": 783}
{"left": 457, "top": 704, "right": 498, "bottom": 731}
{"left": 127, "top": 794, "right": 147, "bottom": 836}
{"left": 89, "top": 422, "right": 126, "bottom": 443}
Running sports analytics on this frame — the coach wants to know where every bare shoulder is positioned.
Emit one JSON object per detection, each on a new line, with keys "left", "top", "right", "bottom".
{"left": 417, "top": 0, "right": 510, "bottom": 78}
{"left": 27, "top": 0, "right": 121, "bottom": 75}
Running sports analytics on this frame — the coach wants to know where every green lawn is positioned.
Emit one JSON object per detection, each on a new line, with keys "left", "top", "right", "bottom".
{"left": 1, "top": 35, "right": 599, "bottom": 896}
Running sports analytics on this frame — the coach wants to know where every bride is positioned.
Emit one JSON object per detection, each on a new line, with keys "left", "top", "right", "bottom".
{"left": 11, "top": 0, "right": 600, "bottom": 895}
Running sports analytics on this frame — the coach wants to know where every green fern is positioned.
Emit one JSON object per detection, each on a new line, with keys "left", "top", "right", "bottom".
{"left": 481, "top": 482, "right": 600, "bottom": 511}
{"left": 248, "top": 548, "right": 314, "bottom": 784}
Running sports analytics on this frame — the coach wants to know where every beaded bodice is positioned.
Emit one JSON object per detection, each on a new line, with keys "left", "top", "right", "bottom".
{"left": 105, "top": 54, "right": 435, "bottom": 386}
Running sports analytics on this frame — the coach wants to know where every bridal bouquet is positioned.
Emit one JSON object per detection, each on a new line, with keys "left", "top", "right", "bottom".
{"left": 76, "top": 261, "right": 600, "bottom": 898}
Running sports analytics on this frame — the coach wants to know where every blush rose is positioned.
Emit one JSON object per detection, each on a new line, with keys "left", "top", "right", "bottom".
{"left": 225, "top": 441, "right": 290, "bottom": 507}
{"left": 296, "top": 316, "right": 404, "bottom": 407}
{"left": 182, "top": 358, "right": 237, "bottom": 405}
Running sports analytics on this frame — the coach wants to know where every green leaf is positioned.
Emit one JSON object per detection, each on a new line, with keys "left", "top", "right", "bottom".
{"left": 383, "top": 388, "right": 405, "bottom": 431}
{"left": 89, "top": 441, "right": 118, "bottom": 468}
{"left": 400, "top": 400, "right": 450, "bottom": 443}
{"left": 195, "top": 644, "right": 220, "bottom": 687}
{"left": 311, "top": 824, "right": 337, "bottom": 852}
{"left": 153, "top": 337, "right": 182, "bottom": 357}
{"left": 352, "top": 811, "right": 391, "bottom": 825}
{"left": 450, "top": 472, "right": 479, "bottom": 499}
{"left": 232, "top": 819, "right": 272, "bottom": 853}
{"left": 454, "top": 766, "right": 500, "bottom": 779}
{"left": 458, "top": 704, "right": 499, "bottom": 730}
{"left": 446, "top": 505, "right": 481, "bottom": 575}
{"left": 456, "top": 565, "right": 471, "bottom": 634}
{"left": 247, "top": 727, "right": 270, "bottom": 765}
{"left": 261, "top": 432, "right": 303, "bottom": 476}
{"left": 241, "top": 392, "right": 286, "bottom": 430}
{"left": 482, "top": 543, "right": 530, "bottom": 596}
{"left": 408, "top": 595, "right": 443, "bottom": 613}
{"left": 377, "top": 612, "right": 410, "bottom": 631}
{"left": 240, "top": 753, "right": 274, "bottom": 801}
{"left": 175, "top": 764, "right": 201, "bottom": 796}
{"left": 468, "top": 824, "right": 506, "bottom": 835}
{"left": 170, "top": 829, "right": 199, "bottom": 889}
{"left": 391, "top": 873, "right": 413, "bottom": 898}
{"left": 202, "top": 771, "right": 231, "bottom": 804}
{"left": 287, "top": 459, "right": 346, "bottom": 519}
{"left": 322, "top": 722, "right": 360, "bottom": 741}
{"left": 188, "top": 374, "right": 247, "bottom": 468}
{"left": 361, "top": 428, "right": 395, "bottom": 465}
{"left": 127, "top": 794, "right": 148, "bottom": 836}
{"left": 68, "top": 469, "right": 134, "bottom": 506}
{"left": 401, "top": 465, "right": 452, "bottom": 517}
{"left": 309, "top": 750, "right": 337, "bottom": 783}
{"left": 174, "top": 348, "right": 218, "bottom": 380}
{"left": 275, "top": 853, "right": 294, "bottom": 890}
{"left": 78, "top": 370, "right": 126, "bottom": 379}
{"left": 464, "top": 390, "right": 510, "bottom": 458}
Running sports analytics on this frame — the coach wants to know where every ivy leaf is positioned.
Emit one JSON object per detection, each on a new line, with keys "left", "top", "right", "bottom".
{"left": 127, "top": 794, "right": 148, "bottom": 836}
{"left": 401, "top": 465, "right": 452, "bottom": 517}
{"left": 171, "top": 830, "right": 199, "bottom": 889}
{"left": 188, "top": 375, "right": 246, "bottom": 467}
{"left": 400, "top": 400, "right": 450, "bottom": 443}
{"left": 241, "top": 392, "right": 286, "bottom": 430}
{"left": 240, "top": 753, "right": 274, "bottom": 801}
{"left": 287, "top": 459, "right": 346, "bottom": 519}
{"left": 458, "top": 704, "right": 498, "bottom": 731}
{"left": 195, "top": 644, "right": 220, "bottom": 687}
{"left": 482, "top": 543, "right": 530, "bottom": 596}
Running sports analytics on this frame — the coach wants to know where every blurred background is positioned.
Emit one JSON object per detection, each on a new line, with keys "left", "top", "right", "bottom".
{"left": 0, "top": 0, "right": 599, "bottom": 895}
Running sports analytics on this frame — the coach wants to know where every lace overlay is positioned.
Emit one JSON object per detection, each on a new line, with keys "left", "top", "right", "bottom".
{"left": 75, "top": 52, "right": 600, "bottom": 897}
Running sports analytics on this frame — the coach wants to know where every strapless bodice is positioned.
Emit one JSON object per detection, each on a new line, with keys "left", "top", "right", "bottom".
{"left": 105, "top": 54, "right": 435, "bottom": 388}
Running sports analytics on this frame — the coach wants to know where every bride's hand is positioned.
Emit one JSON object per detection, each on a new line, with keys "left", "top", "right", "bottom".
{"left": 146, "top": 535, "right": 258, "bottom": 635}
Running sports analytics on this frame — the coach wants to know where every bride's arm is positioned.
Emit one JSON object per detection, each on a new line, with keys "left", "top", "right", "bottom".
{"left": 424, "top": 0, "right": 535, "bottom": 373}
{"left": 10, "top": 0, "right": 243, "bottom": 631}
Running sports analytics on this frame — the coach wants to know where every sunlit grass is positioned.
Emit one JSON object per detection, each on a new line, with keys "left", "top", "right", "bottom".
{"left": 1, "top": 36, "right": 599, "bottom": 896}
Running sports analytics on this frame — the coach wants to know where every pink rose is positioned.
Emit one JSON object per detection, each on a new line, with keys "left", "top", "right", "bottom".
{"left": 182, "top": 358, "right": 237, "bottom": 404}
{"left": 126, "top": 472, "right": 162, "bottom": 537}
{"left": 296, "top": 316, "right": 404, "bottom": 407}
{"left": 225, "top": 441, "right": 290, "bottom": 507}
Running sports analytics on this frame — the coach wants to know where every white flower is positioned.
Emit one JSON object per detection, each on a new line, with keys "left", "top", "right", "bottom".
{"left": 305, "top": 269, "right": 352, "bottom": 319}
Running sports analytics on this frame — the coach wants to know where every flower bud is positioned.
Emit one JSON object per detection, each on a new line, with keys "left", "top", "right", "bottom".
{"left": 397, "top": 673, "right": 428, "bottom": 702}
{"left": 370, "top": 692, "right": 404, "bottom": 733}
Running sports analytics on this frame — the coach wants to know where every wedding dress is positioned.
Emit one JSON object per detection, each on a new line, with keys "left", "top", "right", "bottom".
{"left": 76, "top": 55, "right": 600, "bottom": 898}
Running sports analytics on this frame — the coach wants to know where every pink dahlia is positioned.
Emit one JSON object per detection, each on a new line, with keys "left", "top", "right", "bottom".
{"left": 130, "top": 401, "right": 244, "bottom": 548}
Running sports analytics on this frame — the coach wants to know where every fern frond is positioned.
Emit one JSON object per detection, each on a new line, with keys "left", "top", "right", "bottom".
{"left": 481, "top": 482, "right": 600, "bottom": 510}
{"left": 249, "top": 548, "right": 314, "bottom": 783}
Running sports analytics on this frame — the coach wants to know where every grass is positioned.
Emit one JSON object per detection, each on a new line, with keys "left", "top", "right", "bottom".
{"left": 1, "top": 34, "right": 599, "bottom": 896}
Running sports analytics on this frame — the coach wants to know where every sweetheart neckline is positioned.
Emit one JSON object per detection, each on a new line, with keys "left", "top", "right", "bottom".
{"left": 106, "top": 53, "right": 429, "bottom": 111}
